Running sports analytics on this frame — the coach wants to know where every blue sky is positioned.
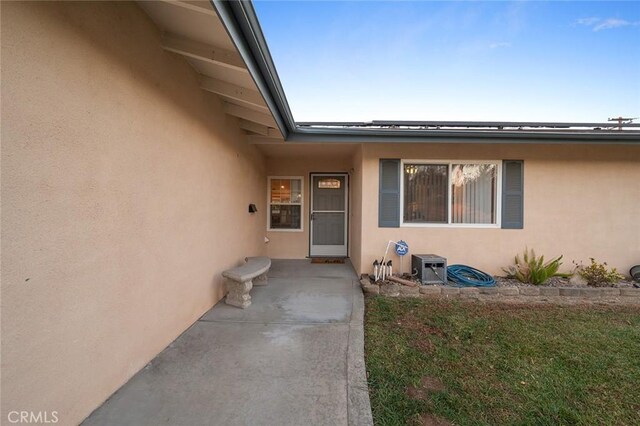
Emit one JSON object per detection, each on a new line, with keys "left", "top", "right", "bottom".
{"left": 253, "top": 1, "right": 640, "bottom": 123}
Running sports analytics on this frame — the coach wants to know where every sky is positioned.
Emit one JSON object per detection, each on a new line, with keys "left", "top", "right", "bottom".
{"left": 253, "top": 0, "right": 640, "bottom": 123}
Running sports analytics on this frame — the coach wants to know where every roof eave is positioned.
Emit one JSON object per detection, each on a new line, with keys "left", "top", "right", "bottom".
{"left": 291, "top": 127, "right": 640, "bottom": 144}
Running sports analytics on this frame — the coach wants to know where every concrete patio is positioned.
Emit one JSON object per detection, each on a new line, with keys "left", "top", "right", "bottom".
{"left": 83, "top": 260, "right": 372, "bottom": 426}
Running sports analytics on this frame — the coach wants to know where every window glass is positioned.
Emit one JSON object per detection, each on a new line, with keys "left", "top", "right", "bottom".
{"left": 271, "top": 179, "right": 291, "bottom": 203}
{"left": 451, "top": 164, "right": 497, "bottom": 224}
{"left": 269, "top": 177, "right": 303, "bottom": 230}
{"left": 402, "top": 162, "right": 498, "bottom": 225}
{"left": 318, "top": 178, "right": 341, "bottom": 189}
{"left": 403, "top": 164, "right": 448, "bottom": 223}
{"left": 270, "top": 205, "right": 301, "bottom": 229}
{"left": 290, "top": 179, "right": 302, "bottom": 203}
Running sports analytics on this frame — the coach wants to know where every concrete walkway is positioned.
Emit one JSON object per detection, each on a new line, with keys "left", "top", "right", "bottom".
{"left": 83, "top": 260, "right": 372, "bottom": 426}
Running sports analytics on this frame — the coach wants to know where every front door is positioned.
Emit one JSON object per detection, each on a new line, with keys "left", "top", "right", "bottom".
{"left": 310, "top": 174, "right": 348, "bottom": 257}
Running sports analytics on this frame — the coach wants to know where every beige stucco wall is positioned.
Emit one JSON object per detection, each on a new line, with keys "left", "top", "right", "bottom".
{"left": 264, "top": 149, "right": 355, "bottom": 259}
{"left": 349, "top": 145, "right": 364, "bottom": 274}
{"left": 1, "top": 2, "right": 266, "bottom": 424}
{"left": 356, "top": 143, "right": 640, "bottom": 276}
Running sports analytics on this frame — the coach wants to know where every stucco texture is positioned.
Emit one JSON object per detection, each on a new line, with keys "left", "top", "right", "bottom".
{"left": 1, "top": 2, "right": 265, "bottom": 424}
{"left": 349, "top": 145, "right": 364, "bottom": 274}
{"left": 354, "top": 143, "right": 640, "bottom": 276}
{"left": 264, "top": 148, "right": 357, "bottom": 259}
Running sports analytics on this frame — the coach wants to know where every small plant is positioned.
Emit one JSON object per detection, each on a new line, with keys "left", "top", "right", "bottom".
{"left": 502, "top": 248, "right": 567, "bottom": 285}
{"left": 575, "top": 258, "right": 624, "bottom": 287}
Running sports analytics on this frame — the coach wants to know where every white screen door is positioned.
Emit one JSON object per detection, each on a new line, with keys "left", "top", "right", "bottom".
{"left": 310, "top": 174, "right": 348, "bottom": 257}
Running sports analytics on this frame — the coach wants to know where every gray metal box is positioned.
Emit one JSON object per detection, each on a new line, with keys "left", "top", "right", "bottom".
{"left": 412, "top": 254, "right": 447, "bottom": 284}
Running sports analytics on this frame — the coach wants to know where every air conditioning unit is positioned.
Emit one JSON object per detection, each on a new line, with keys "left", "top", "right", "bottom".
{"left": 412, "top": 254, "right": 447, "bottom": 285}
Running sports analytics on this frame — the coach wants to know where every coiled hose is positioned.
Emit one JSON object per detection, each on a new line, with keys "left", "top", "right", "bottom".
{"left": 447, "top": 264, "right": 496, "bottom": 287}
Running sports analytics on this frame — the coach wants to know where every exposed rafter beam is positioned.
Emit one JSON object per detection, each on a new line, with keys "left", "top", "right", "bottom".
{"left": 238, "top": 119, "right": 282, "bottom": 138}
{"left": 224, "top": 103, "right": 277, "bottom": 128}
{"left": 200, "top": 76, "right": 265, "bottom": 109}
{"left": 219, "top": 97, "right": 269, "bottom": 113}
{"left": 161, "top": 33, "right": 247, "bottom": 73}
{"left": 158, "top": 1, "right": 217, "bottom": 17}
{"left": 246, "top": 135, "right": 285, "bottom": 145}
{"left": 238, "top": 119, "right": 268, "bottom": 136}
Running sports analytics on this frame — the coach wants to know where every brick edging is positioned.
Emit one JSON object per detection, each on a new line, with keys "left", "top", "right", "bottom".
{"left": 360, "top": 279, "right": 640, "bottom": 302}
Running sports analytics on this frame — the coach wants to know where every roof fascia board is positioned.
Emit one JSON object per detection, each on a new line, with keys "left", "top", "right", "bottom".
{"left": 298, "top": 121, "right": 640, "bottom": 129}
{"left": 211, "top": 0, "right": 294, "bottom": 139}
{"left": 289, "top": 128, "right": 640, "bottom": 144}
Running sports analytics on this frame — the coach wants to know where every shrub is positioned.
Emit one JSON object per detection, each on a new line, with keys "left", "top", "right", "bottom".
{"left": 576, "top": 258, "right": 624, "bottom": 287}
{"left": 502, "top": 248, "right": 566, "bottom": 285}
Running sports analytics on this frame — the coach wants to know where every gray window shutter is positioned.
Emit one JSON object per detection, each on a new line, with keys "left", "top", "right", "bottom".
{"left": 502, "top": 160, "right": 524, "bottom": 229}
{"left": 379, "top": 159, "right": 400, "bottom": 227}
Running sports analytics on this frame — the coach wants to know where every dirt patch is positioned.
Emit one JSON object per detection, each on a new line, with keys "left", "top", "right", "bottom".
{"left": 421, "top": 376, "right": 445, "bottom": 392}
{"left": 406, "top": 386, "right": 429, "bottom": 400}
{"left": 413, "top": 338, "right": 436, "bottom": 353}
{"left": 380, "top": 283, "right": 400, "bottom": 296}
{"left": 406, "top": 376, "right": 446, "bottom": 401}
{"left": 402, "top": 315, "right": 443, "bottom": 353}
{"left": 401, "top": 314, "right": 446, "bottom": 337}
{"left": 412, "top": 413, "right": 453, "bottom": 426}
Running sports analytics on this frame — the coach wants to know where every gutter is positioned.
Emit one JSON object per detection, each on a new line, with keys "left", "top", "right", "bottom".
{"left": 292, "top": 127, "right": 640, "bottom": 144}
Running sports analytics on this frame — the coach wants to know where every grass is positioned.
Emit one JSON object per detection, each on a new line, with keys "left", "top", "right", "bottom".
{"left": 364, "top": 297, "right": 640, "bottom": 425}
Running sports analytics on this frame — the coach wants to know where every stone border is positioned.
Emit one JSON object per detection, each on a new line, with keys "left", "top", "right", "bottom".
{"left": 361, "top": 280, "right": 640, "bottom": 305}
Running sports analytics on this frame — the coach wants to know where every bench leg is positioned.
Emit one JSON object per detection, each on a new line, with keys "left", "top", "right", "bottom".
{"left": 225, "top": 278, "right": 252, "bottom": 309}
{"left": 253, "top": 271, "right": 269, "bottom": 286}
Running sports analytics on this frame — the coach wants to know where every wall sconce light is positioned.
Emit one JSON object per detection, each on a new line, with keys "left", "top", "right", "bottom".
{"left": 248, "top": 204, "right": 258, "bottom": 213}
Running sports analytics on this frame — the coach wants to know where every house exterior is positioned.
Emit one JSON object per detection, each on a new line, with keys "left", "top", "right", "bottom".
{"left": 2, "top": 1, "right": 639, "bottom": 424}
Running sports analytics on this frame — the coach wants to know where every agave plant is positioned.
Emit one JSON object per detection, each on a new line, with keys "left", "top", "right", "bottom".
{"left": 502, "top": 248, "right": 567, "bottom": 285}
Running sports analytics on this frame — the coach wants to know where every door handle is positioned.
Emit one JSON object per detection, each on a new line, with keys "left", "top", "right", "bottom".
{"left": 310, "top": 212, "right": 315, "bottom": 221}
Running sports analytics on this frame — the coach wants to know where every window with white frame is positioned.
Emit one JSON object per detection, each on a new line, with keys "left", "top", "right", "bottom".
{"left": 268, "top": 177, "right": 303, "bottom": 231}
{"left": 402, "top": 161, "right": 500, "bottom": 226}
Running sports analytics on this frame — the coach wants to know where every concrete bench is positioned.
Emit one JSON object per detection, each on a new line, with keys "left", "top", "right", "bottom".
{"left": 222, "top": 256, "right": 271, "bottom": 308}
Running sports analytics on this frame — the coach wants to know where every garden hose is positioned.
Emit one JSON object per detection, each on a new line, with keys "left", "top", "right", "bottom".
{"left": 447, "top": 264, "right": 496, "bottom": 287}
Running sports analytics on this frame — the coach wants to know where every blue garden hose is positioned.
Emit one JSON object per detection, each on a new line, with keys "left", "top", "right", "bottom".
{"left": 447, "top": 264, "right": 496, "bottom": 287}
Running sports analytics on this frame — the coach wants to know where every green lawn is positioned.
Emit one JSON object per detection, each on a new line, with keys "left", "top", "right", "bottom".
{"left": 365, "top": 297, "right": 640, "bottom": 425}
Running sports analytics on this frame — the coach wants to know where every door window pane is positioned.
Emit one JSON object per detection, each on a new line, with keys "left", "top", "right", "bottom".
{"left": 317, "top": 178, "right": 341, "bottom": 189}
